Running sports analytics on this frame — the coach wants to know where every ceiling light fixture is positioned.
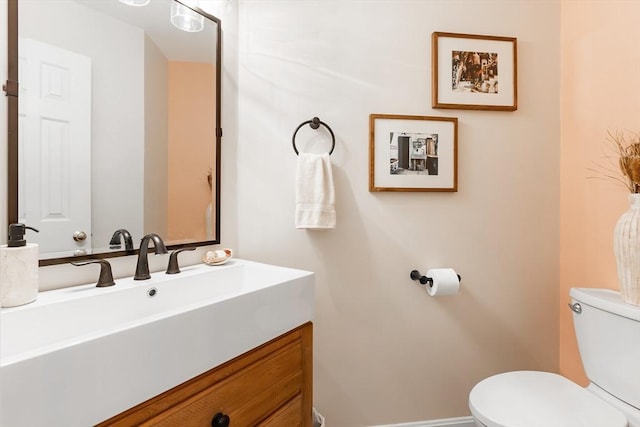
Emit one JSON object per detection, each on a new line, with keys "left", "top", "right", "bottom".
{"left": 119, "top": 0, "right": 151, "bottom": 6}
{"left": 170, "top": 1, "right": 204, "bottom": 33}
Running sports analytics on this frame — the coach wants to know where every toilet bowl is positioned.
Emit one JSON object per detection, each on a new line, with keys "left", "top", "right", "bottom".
{"left": 469, "top": 288, "right": 640, "bottom": 427}
{"left": 469, "top": 371, "right": 628, "bottom": 427}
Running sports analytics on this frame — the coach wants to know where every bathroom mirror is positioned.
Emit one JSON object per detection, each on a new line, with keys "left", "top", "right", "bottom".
{"left": 6, "top": 0, "right": 222, "bottom": 265}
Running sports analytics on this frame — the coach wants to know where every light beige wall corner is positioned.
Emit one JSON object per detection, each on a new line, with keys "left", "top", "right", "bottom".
{"left": 559, "top": 0, "right": 640, "bottom": 385}
{"left": 208, "top": 0, "right": 240, "bottom": 251}
{"left": 235, "top": 1, "right": 560, "bottom": 425}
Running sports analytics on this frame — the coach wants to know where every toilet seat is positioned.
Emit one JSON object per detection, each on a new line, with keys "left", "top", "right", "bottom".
{"left": 469, "top": 371, "right": 628, "bottom": 427}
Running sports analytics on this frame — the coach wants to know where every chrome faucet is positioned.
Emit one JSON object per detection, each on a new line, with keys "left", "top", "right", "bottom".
{"left": 109, "top": 228, "right": 134, "bottom": 253}
{"left": 134, "top": 233, "right": 168, "bottom": 280}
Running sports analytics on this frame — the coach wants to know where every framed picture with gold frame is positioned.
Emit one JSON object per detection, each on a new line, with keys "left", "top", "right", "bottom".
{"left": 432, "top": 32, "right": 517, "bottom": 111}
{"left": 369, "top": 114, "right": 458, "bottom": 192}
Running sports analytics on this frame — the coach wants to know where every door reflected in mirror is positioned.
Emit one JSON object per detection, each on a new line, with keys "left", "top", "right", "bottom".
{"left": 9, "top": 0, "right": 221, "bottom": 263}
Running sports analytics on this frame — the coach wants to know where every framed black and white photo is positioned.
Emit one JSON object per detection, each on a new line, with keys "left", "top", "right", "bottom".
{"left": 432, "top": 32, "right": 517, "bottom": 111}
{"left": 369, "top": 114, "right": 458, "bottom": 192}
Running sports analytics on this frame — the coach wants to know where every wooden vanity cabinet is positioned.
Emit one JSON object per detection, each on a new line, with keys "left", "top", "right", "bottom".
{"left": 97, "top": 322, "right": 312, "bottom": 427}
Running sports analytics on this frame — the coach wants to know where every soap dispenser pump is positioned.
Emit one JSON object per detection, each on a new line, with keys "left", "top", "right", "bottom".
{"left": 8, "top": 223, "right": 39, "bottom": 247}
{"left": 1, "top": 223, "right": 40, "bottom": 307}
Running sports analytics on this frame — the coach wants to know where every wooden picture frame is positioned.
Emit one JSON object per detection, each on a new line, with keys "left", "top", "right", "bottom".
{"left": 369, "top": 114, "right": 458, "bottom": 192}
{"left": 432, "top": 32, "right": 517, "bottom": 111}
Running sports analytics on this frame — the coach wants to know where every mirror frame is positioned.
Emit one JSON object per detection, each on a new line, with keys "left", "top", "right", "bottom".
{"left": 5, "top": 0, "right": 222, "bottom": 266}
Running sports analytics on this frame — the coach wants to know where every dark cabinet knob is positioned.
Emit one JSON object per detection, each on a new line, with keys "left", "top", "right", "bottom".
{"left": 211, "top": 412, "right": 230, "bottom": 427}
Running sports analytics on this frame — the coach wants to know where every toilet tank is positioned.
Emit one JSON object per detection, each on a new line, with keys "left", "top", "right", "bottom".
{"left": 571, "top": 287, "right": 640, "bottom": 409}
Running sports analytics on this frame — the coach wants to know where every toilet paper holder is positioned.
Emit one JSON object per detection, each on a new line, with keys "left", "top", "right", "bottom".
{"left": 410, "top": 269, "right": 462, "bottom": 287}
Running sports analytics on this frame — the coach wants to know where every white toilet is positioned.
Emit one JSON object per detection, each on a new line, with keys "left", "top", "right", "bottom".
{"left": 469, "top": 287, "right": 640, "bottom": 427}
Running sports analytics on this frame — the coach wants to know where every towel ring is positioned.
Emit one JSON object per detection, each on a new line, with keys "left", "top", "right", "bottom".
{"left": 292, "top": 117, "right": 335, "bottom": 156}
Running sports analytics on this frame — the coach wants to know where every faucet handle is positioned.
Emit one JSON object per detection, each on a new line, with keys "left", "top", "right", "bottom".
{"left": 71, "top": 259, "right": 116, "bottom": 287}
{"left": 166, "top": 247, "right": 196, "bottom": 274}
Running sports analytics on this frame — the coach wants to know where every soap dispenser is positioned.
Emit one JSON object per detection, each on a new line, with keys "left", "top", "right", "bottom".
{"left": 0, "top": 223, "right": 40, "bottom": 307}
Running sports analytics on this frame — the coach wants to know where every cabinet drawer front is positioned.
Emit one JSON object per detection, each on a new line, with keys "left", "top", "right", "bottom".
{"left": 142, "top": 341, "right": 303, "bottom": 427}
{"left": 258, "top": 394, "right": 303, "bottom": 427}
{"left": 98, "top": 323, "right": 313, "bottom": 427}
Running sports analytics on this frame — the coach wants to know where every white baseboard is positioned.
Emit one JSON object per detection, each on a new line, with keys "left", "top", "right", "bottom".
{"left": 371, "top": 416, "right": 476, "bottom": 427}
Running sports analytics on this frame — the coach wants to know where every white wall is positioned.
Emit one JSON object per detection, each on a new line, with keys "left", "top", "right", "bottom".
{"left": 234, "top": 1, "right": 560, "bottom": 425}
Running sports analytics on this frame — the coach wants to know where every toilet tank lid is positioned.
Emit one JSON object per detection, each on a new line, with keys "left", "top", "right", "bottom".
{"left": 570, "top": 288, "right": 640, "bottom": 321}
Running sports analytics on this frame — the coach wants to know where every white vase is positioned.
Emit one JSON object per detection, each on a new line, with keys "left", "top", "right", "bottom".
{"left": 613, "top": 193, "right": 640, "bottom": 305}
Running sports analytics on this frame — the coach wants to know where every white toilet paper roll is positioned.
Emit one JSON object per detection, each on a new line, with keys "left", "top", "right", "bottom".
{"left": 425, "top": 268, "right": 460, "bottom": 296}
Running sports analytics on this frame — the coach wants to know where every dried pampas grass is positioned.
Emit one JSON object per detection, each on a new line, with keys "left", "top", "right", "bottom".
{"left": 590, "top": 130, "right": 640, "bottom": 193}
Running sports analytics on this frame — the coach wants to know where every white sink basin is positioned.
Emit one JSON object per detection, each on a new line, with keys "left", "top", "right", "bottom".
{"left": 0, "top": 259, "right": 314, "bottom": 426}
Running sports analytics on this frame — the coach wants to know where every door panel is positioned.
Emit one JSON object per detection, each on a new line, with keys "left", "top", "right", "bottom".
{"left": 19, "top": 38, "right": 92, "bottom": 253}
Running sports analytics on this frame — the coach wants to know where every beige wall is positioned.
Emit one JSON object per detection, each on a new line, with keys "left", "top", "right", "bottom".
{"left": 167, "top": 62, "right": 216, "bottom": 244}
{"left": 235, "top": 1, "right": 560, "bottom": 424}
{"left": 559, "top": 0, "right": 640, "bottom": 385}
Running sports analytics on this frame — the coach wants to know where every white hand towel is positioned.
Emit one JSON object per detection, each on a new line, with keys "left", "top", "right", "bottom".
{"left": 295, "top": 152, "right": 336, "bottom": 229}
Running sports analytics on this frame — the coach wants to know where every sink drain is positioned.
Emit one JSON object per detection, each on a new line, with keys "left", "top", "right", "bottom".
{"left": 147, "top": 287, "right": 158, "bottom": 298}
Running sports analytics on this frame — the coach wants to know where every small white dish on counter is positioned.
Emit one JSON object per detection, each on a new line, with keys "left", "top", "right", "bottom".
{"left": 203, "top": 248, "right": 232, "bottom": 265}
